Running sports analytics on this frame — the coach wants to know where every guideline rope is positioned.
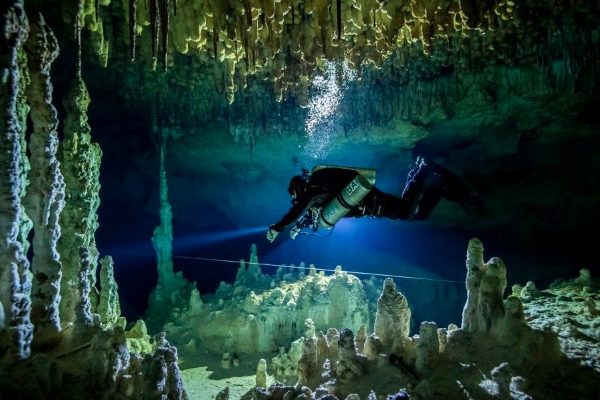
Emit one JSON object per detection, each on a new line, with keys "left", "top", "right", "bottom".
{"left": 113, "top": 251, "right": 465, "bottom": 284}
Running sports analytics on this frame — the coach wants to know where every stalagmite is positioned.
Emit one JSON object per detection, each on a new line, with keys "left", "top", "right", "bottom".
{"left": 335, "top": 328, "right": 366, "bottom": 381}
{"left": 355, "top": 324, "right": 367, "bottom": 353}
{"left": 461, "top": 238, "right": 507, "bottom": 333}
{"left": 145, "top": 143, "right": 193, "bottom": 332}
{"left": 415, "top": 321, "right": 439, "bottom": 375}
{"left": 0, "top": 0, "right": 33, "bottom": 361}
{"left": 256, "top": 358, "right": 268, "bottom": 387}
{"left": 374, "top": 278, "right": 411, "bottom": 353}
{"left": 58, "top": 72, "right": 102, "bottom": 333}
{"left": 23, "top": 13, "right": 66, "bottom": 348}
{"left": 97, "top": 256, "right": 121, "bottom": 328}
{"left": 298, "top": 336, "right": 318, "bottom": 386}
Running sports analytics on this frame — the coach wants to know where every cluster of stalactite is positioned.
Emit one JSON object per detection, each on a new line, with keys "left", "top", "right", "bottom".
{"left": 75, "top": 0, "right": 599, "bottom": 106}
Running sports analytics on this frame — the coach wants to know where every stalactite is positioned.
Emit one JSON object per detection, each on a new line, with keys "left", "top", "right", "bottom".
{"left": 149, "top": 0, "right": 160, "bottom": 70}
{"left": 160, "top": 0, "right": 170, "bottom": 72}
{"left": 23, "top": 13, "right": 66, "bottom": 349}
{"left": 67, "top": 0, "right": 599, "bottom": 111}
{"left": 336, "top": 0, "right": 342, "bottom": 40}
{"left": 213, "top": 26, "right": 218, "bottom": 59}
{"left": 0, "top": 0, "right": 33, "bottom": 361}
{"left": 129, "top": 0, "right": 137, "bottom": 61}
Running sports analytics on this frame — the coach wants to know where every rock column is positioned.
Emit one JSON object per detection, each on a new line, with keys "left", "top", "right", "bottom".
{"left": 23, "top": 13, "right": 65, "bottom": 348}
{"left": 58, "top": 73, "right": 102, "bottom": 330}
{"left": 97, "top": 256, "right": 121, "bottom": 328}
{"left": 145, "top": 142, "right": 193, "bottom": 331}
{"left": 0, "top": 0, "right": 33, "bottom": 361}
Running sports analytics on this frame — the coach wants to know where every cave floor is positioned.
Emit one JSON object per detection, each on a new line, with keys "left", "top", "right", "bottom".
{"left": 179, "top": 351, "right": 269, "bottom": 400}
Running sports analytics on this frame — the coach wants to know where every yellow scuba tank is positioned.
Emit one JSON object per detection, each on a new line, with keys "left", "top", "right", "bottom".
{"left": 310, "top": 165, "right": 376, "bottom": 228}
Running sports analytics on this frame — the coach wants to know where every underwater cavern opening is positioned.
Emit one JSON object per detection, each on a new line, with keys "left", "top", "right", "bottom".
{"left": 1, "top": 0, "right": 600, "bottom": 399}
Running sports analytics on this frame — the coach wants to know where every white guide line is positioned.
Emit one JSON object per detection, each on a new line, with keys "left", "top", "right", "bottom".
{"left": 116, "top": 251, "right": 464, "bottom": 285}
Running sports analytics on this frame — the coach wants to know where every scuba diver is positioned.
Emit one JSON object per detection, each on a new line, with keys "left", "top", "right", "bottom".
{"left": 266, "top": 157, "right": 484, "bottom": 243}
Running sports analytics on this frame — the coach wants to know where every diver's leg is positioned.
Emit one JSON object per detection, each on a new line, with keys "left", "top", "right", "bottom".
{"left": 411, "top": 175, "right": 444, "bottom": 220}
{"left": 361, "top": 189, "right": 410, "bottom": 220}
{"left": 426, "top": 160, "right": 484, "bottom": 210}
{"left": 401, "top": 157, "right": 432, "bottom": 216}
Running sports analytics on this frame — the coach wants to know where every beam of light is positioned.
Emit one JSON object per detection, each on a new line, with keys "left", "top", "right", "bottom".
{"left": 100, "top": 227, "right": 265, "bottom": 257}
{"left": 173, "top": 226, "right": 266, "bottom": 250}
{"left": 303, "top": 60, "right": 356, "bottom": 160}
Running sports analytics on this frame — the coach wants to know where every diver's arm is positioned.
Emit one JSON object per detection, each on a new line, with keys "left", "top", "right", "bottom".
{"left": 271, "top": 193, "right": 312, "bottom": 232}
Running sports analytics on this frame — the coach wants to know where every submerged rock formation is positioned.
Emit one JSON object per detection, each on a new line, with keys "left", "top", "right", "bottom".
{"left": 373, "top": 278, "right": 411, "bottom": 354}
{"left": 155, "top": 245, "right": 370, "bottom": 356}
{"left": 145, "top": 143, "right": 195, "bottom": 333}
{"left": 0, "top": 4, "right": 187, "bottom": 398}
{"left": 461, "top": 237, "right": 507, "bottom": 334}
{"left": 521, "top": 269, "right": 600, "bottom": 373}
{"left": 23, "top": 13, "right": 66, "bottom": 349}
{"left": 58, "top": 73, "right": 103, "bottom": 335}
{"left": 249, "top": 238, "right": 599, "bottom": 400}
{"left": 0, "top": 0, "right": 34, "bottom": 362}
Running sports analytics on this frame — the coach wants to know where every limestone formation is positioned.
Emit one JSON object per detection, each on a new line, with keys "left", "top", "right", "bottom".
{"left": 97, "top": 256, "right": 122, "bottom": 329}
{"left": 523, "top": 270, "right": 600, "bottom": 373}
{"left": 235, "top": 244, "right": 270, "bottom": 291}
{"left": 159, "top": 246, "right": 370, "bottom": 356}
{"left": 461, "top": 238, "right": 507, "bottom": 334}
{"left": 355, "top": 324, "right": 367, "bottom": 354}
{"left": 298, "top": 337, "right": 318, "bottom": 386}
{"left": 126, "top": 319, "right": 154, "bottom": 354}
{"left": 256, "top": 358, "right": 268, "bottom": 388}
{"left": 414, "top": 321, "right": 439, "bottom": 375}
{"left": 80, "top": 0, "right": 597, "bottom": 107}
{"left": 304, "top": 318, "right": 316, "bottom": 338}
{"left": 374, "top": 278, "right": 411, "bottom": 353}
{"left": 188, "top": 288, "right": 203, "bottom": 315}
{"left": 0, "top": 0, "right": 33, "bottom": 361}
{"left": 325, "top": 328, "right": 341, "bottom": 362}
{"left": 335, "top": 328, "right": 366, "bottom": 382}
{"left": 0, "top": 5, "right": 189, "bottom": 398}
{"left": 362, "top": 334, "right": 382, "bottom": 361}
{"left": 245, "top": 239, "right": 598, "bottom": 399}
{"left": 23, "top": 12, "right": 66, "bottom": 348}
{"left": 145, "top": 144, "right": 194, "bottom": 332}
{"left": 271, "top": 339, "right": 303, "bottom": 384}
{"left": 58, "top": 73, "right": 103, "bottom": 331}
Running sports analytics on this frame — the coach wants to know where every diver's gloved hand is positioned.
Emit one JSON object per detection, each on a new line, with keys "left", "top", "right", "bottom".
{"left": 267, "top": 225, "right": 280, "bottom": 243}
{"left": 290, "top": 226, "right": 300, "bottom": 240}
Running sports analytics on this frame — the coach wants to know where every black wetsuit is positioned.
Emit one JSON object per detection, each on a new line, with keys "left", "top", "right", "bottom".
{"left": 272, "top": 167, "right": 411, "bottom": 232}
{"left": 272, "top": 162, "right": 482, "bottom": 232}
